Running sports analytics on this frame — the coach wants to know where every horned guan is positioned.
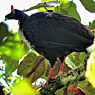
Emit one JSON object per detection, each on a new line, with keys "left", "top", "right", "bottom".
{"left": 5, "top": 5, "right": 94, "bottom": 87}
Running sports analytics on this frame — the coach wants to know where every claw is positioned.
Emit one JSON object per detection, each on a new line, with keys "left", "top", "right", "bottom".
{"left": 68, "top": 85, "right": 86, "bottom": 95}
{"left": 69, "top": 86, "right": 78, "bottom": 91}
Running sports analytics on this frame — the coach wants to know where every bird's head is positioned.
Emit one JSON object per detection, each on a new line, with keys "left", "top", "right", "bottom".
{"left": 5, "top": 5, "right": 28, "bottom": 21}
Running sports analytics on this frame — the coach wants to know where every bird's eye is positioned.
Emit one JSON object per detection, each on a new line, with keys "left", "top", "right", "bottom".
{"left": 12, "top": 11, "right": 15, "bottom": 14}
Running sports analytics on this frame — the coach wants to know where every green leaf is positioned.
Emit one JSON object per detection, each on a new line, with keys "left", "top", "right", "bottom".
{"left": 0, "top": 28, "right": 29, "bottom": 61}
{"left": 0, "top": 22, "right": 12, "bottom": 45}
{"left": 57, "top": 0, "right": 81, "bottom": 21}
{"left": 12, "top": 78, "right": 40, "bottom": 95}
{"left": 41, "top": 58, "right": 62, "bottom": 79}
{"left": 67, "top": 52, "right": 87, "bottom": 69}
{"left": 41, "top": 0, "right": 56, "bottom": 2}
{"left": 65, "top": 56, "right": 76, "bottom": 70}
{"left": 88, "top": 20, "right": 95, "bottom": 35}
{"left": 86, "top": 39, "right": 95, "bottom": 87}
{"left": 4, "top": 56, "right": 18, "bottom": 74}
{"left": 4, "top": 40, "right": 29, "bottom": 74}
{"left": 4, "top": 35, "right": 29, "bottom": 60}
{"left": 80, "top": 0, "right": 95, "bottom": 13}
{"left": 44, "top": 60, "right": 50, "bottom": 77}
{"left": 0, "top": 23, "right": 29, "bottom": 74}
{"left": 17, "top": 53, "right": 46, "bottom": 82}
{"left": 42, "top": 58, "right": 61, "bottom": 79}
{"left": 79, "top": 52, "right": 87, "bottom": 64}
{"left": 64, "top": 52, "right": 87, "bottom": 71}
{"left": 63, "top": 63, "right": 72, "bottom": 73}
{"left": 38, "top": 0, "right": 57, "bottom": 12}
{"left": 89, "top": 21, "right": 94, "bottom": 30}
{"left": 38, "top": 7, "right": 54, "bottom": 12}
{"left": 0, "top": 74, "right": 1, "bottom": 78}
{"left": 41, "top": 59, "right": 50, "bottom": 80}
{"left": 24, "top": 1, "right": 59, "bottom": 12}
{"left": 52, "top": 59, "right": 61, "bottom": 77}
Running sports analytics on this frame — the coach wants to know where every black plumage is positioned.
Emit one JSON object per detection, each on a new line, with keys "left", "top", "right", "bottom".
{"left": 5, "top": 7, "right": 94, "bottom": 68}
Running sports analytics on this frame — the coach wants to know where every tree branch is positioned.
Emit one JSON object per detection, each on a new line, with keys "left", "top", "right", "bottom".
{"left": 22, "top": 1, "right": 60, "bottom": 12}
{"left": 40, "top": 65, "right": 86, "bottom": 95}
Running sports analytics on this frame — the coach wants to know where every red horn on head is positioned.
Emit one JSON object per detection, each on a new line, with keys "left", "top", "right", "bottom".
{"left": 11, "top": 5, "right": 14, "bottom": 12}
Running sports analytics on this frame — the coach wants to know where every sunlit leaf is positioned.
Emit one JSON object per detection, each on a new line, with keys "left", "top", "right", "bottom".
{"left": 38, "top": 0, "right": 81, "bottom": 21}
{"left": 57, "top": 0, "right": 81, "bottom": 21}
{"left": 41, "top": 0, "right": 56, "bottom": 2}
{"left": 23, "top": 1, "right": 59, "bottom": 12}
{"left": 86, "top": 39, "right": 95, "bottom": 87}
{"left": 12, "top": 78, "right": 40, "bottom": 95}
{"left": 0, "top": 74, "right": 1, "bottom": 78}
{"left": 38, "top": 0, "right": 57, "bottom": 12}
{"left": 0, "top": 28, "right": 29, "bottom": 60}
{"left": 79, "top": 52, "right": 88, "bottom": 64}
{"left": 38, "top": 7, "right": 54, "bottom": 12}
{"left": 0, "top": 23, "right": 29, "bottom": 74}
{"left": 67, "top": 52, "right": 87, "bottom": 69}
{"left": 65, "top": 55, "right": 76, "bottom": 70}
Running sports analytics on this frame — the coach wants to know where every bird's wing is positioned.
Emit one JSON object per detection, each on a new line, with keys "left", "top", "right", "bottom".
{"left": 23, "top": 12, "right": 94, "bottom": 48}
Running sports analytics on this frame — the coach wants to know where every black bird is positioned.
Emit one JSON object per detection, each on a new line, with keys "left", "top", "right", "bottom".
{"left": 5, "top": 5, "right": 94, "bottom": 87}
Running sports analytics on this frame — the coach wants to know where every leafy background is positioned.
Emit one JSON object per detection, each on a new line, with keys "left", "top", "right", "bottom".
{"left": 0, "top": 0, "right": 95, "bottom": 95}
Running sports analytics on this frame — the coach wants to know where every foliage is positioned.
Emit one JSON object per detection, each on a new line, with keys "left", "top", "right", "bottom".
{"left": 79, "top": 0, "right": 95, "bottom": 13}
{"left": 86, "top": 39, "right": 95, "bottom": 87}
{"left": 57, "top": 0, "right": 81, "bottom": 21}
{"left": 12, "top": 78, "right": 40, "bottom": 95}
{"left": 0, "top": 0, "right": 95, "bottom": 95}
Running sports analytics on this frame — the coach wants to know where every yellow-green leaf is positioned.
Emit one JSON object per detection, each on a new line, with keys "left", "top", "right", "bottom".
{"left": 12, "top": 78, "right": 40, "bottom": 95}
{"left": 86, "top": 39, "right": 95, "bottom": 87}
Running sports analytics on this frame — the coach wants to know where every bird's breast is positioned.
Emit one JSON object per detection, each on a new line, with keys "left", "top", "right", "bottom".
{"left": 18, "top": 28, "right": 32, "bottom": 48}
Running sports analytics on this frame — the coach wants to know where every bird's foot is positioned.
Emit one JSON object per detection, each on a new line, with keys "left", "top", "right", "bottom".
{"left": 52, "top": 77, "right": 58, "bottom": 80}
{"left": 68, "top": 85, "right": 78, "bottom": 91}
{"left": 20, "top": 40, "right": 24, "bottom": 44}
{"left": 60, "top": 59, "right": 65, "bottom": 74}
{"left": 68, "top": 85, "right": 86, "bottom": 95}
{"left": 44, "top": 81, "right": 49, "bottom": 88}
{"left": 44, "top": 67, "right": 55, "bottom": 88}
{"left": 44, "top": 77, "right": 58, "bottom": 88}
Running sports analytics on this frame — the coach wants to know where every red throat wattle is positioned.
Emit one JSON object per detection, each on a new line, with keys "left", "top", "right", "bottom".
{"left": 11, "top": 5, "right": 14, "bottom": 12}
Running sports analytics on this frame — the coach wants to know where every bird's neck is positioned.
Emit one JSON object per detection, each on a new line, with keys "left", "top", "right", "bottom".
{"left": 18, "top": 13, "right": 28, "bottom": 29}
{"left": 19, "top": 13, "right": 28, "bottom": 22}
